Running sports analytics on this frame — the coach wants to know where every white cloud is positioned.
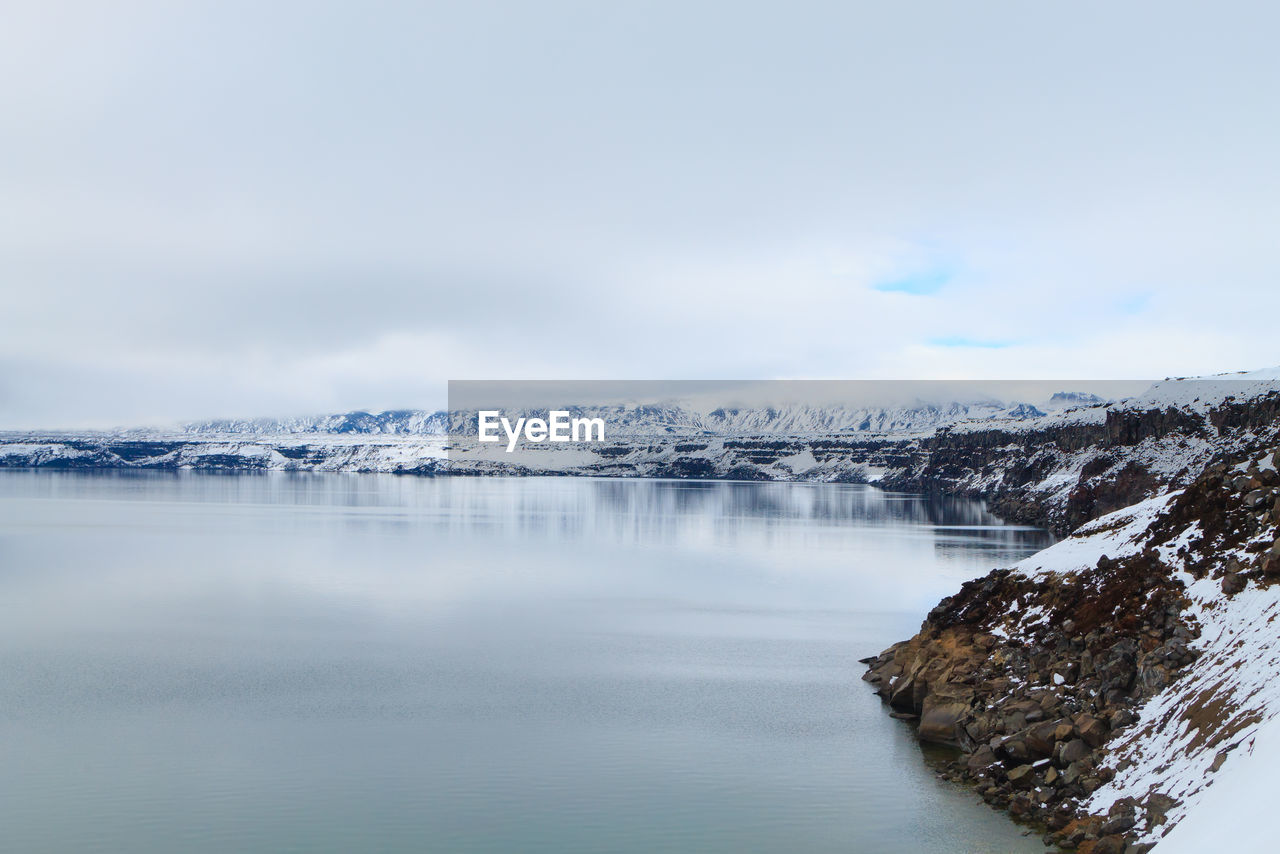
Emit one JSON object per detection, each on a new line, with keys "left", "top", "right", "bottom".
{"left": 3, "top": 1, "right": 1279, "bottom": 427}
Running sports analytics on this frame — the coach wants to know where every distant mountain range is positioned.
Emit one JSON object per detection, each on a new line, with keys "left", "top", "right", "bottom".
{"left": 182, "top": 392, "right": 1110, "bottom": 438}
{"left": 183, "top": 409, "right": 450, "bottom": 436}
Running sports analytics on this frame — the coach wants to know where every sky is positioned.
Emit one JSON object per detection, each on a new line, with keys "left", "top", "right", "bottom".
{"left": 2, "top": 0, "right": 1279, "bottom": 428}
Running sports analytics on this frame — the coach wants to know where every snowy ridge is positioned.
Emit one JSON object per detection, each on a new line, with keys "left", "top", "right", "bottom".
{"left": 183, "top": 409, "right": 449, "bottom": 435}
{"left": 945, "top": 369, "right": 1280, "bottom": 437}
{"left": 0, "top": 434, "right": 448, "bottom": 474}
{"left": 184, "top": 398, "right": 1061, "bottom": 439}
{"left": 881, "top": 369, "right": 1280, "bottom": 534}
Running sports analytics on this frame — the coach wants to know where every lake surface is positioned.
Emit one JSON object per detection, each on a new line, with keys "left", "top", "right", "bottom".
{"left": 0, "top": 471, "right": 1052, "bottom": 853}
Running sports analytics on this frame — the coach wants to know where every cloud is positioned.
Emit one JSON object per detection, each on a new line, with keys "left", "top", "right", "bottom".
{"left": 2, "top": 1, "right": 1280, "bottom": 427}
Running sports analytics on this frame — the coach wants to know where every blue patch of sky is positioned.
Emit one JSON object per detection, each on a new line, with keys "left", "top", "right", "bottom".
{"left": 928, "top": 335, "right": 1013, "bottom": 349}
{"left": 1116, "top": 293, "right": 1151, "bottom": 315}
{"left": 873, "top": 268, "right": 951, "bottom": 295}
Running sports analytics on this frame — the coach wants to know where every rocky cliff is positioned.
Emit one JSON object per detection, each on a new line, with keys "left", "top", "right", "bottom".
{"left": 864, "top": 448, "right": 1280, "bottom": 851}
{"left": 878, "top": 374, "right": 1280, "bottom": 535}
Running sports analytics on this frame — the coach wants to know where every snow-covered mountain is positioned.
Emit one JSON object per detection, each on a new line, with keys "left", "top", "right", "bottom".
{"left": 177, "top": 393, "right": 1100, "bottom": 440}
{"left": 2, "top": 373, "right": 1277, "bottom": 489}
{"left": 183, "top": 409, "right": 450, "bottom": 435}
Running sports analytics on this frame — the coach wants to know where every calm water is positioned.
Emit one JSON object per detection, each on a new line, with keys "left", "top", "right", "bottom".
{"left": 0, "top": 471, "right": 1052, "bottom": 853}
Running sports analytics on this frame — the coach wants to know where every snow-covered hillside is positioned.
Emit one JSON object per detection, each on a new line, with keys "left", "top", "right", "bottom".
{"left": 863, "top": 445, "right": 1280, "bottom": 852}
{"left": 1073, "top": 450, "right": 1280, "bottom": 850}
{"left": 881, "top": 370, "right": 1280, "bottom": 534}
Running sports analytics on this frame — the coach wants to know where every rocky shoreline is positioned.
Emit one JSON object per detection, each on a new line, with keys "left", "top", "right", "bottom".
{"left": 862, "top": 450, "right": 1280, "bottom": 852}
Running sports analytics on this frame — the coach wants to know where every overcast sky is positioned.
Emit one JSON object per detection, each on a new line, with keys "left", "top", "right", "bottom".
{"left": 3, "top": 1, "right": 1278, "bottom": 428}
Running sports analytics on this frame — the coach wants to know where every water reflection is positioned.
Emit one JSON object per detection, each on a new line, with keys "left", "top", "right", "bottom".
{"left": 0, "top": 471, "right": 1046, "bottom": 854}
{"left": 10, "top": 470, "right": 1051, "bottom": 561}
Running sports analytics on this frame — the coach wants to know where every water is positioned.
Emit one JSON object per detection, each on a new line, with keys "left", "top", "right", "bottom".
{"left": 0, "top": 471, "right": 1052, "bottom": 853}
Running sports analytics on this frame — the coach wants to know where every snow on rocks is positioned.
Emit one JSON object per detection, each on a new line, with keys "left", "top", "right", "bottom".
{"left": 864, "top": 445, "right": 1280, "bottom": 851}
{"left": 879, "top": 370, "right": 1280, "bottom": 535}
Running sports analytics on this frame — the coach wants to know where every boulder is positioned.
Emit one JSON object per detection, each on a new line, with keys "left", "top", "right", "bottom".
{"left": 1060, "top": 738, "right": 1091, "bottom": 764}
{"left": 888, "top": 673, "right": 918, "bottom": 711}
{"left": 918, "top": 696, "right": 971, "bottom": 745}
{"left": 1075, "top": 714, "right": 1109, "bottom": 748}
{"left": 1109, "top": 708, "right": 1136, "bottom": 728}
{"left": 1091, "top": 836, "right": 1126, "bottom": 854}
{"left": 966, "top": 745, "right": 999, "bottom": 771}
{"left": 1001, "top": 739, "right": 1031, "bottom": 762}
{"left": 1100, "top": 813, "right": 1136, "bottom": 835}
{"left": 1096, "top": 640, "right": 1138, "bottom": 690}
{"left": 1006, "top": 764, "right": 1037, "bottom": 789}
{"left": 1222, "top": 571, "right": 1247, "bottom": 595}
{"left": 1025, "top": 721, "right": 1063, "bottom": 758}
{"left": 1138, "top": 661, "right": 1171, "bottom": 693}
{"left": 1145, "top": 792, "right": 1178, "bottom": 828}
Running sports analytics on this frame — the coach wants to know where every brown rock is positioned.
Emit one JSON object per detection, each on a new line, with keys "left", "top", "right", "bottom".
{"left": 1100, "top": 813, "right": 1136, "bottom": 835}
{"left": 1060, "top": 738, "right": 1091, "bottom": 764}
{"left": 1145, "top": 792, "right": 1178, "bottom": 828}
{"left": 966, "top": 745, "right": 999, "bottom": 770}
{"left": 1075, "top": 714, "right": 1109, "bottom": 748}
{"left": 1091, "top": 835, "right": 1126, "bottom": 854}
{"left": 918, "top": 696, "right": 971, "bottom": 745}
{"left": 888, "top": 673, "right": 918, "bottom": 711}
{"left": 1001, "top": 739, "right": 1030, "bottom": 762}
{"left": 1026, "top": 721, "right": 1062, "bottom": 757}
{"left": 1007, "top": 764, "right": 1037, "bottom": 789}
{"left": 964, "top": 719, "right": 990, "bottom": 744}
